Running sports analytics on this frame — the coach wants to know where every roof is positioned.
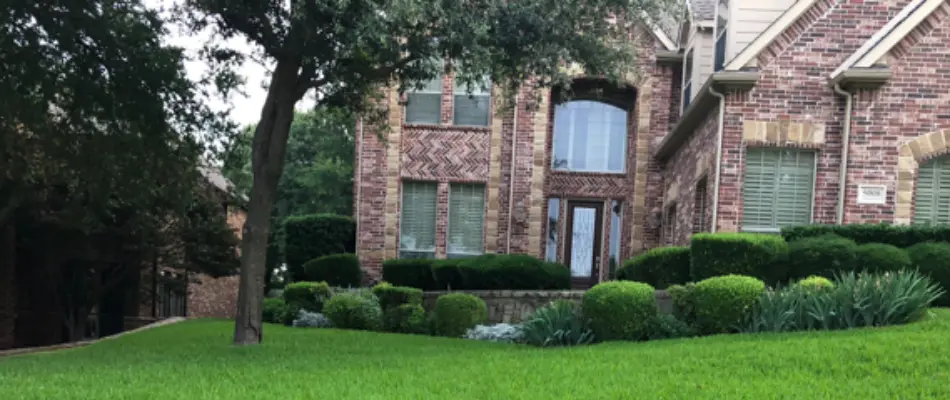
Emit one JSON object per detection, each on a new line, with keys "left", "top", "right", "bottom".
{"left": 689, "top": 0, "right": 717, "bottom": 21}
{"left": 197, "top": 166, "right": 249, "bottom": 203}
{"left": 723, "top": 0, "right": 821, "bottom": 70}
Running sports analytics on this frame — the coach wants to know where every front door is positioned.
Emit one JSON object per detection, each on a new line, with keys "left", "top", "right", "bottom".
{"left": 565, "top": 201, "right": 603, "bottom": 289}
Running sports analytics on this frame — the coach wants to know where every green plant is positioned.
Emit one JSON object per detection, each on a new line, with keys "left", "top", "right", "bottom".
{"left": 786, "top": 234, "right": 858, "bottom": 280}
{"left": 646, "top": 314, "right": 696, "bottom": 340}
{"left": 283, "top": 214, "right": 356, "bottom": 281}
{"left": 262, "top": 298, "right": 289, "bottom": 324}
{"left": 520, "top": 300, "right": 594, "bottom": 347}
{"left": 282, "top": 281, "right": 332, "bottom": 313}
{"left": 302, "top": 253, "right": 363, "bottom": 287}
{"left": 855, "top": 243, "right": 911, "bottom": 274}
{"left": 434, "top": 293, "right": 488, "bottom": 337}
{"left": 322, "top": 292, "right": 383, "bottom": 331}
{"left": 383, "top": 304, "right": 428, "bottom": 334}
{"left": 431, "top": 254, "right": 570, "bottom": 290}
{"left": 666, "top": 283, "right": 698, "bottom": 325}
{"left": 689, "top": 233, "right": 789, "bottom": 284}
{"left": 907, "top": 242, "right": 950, "bottom": 306}
{"left": 381, "top": 259, "right": 438, "bottom": 290}
{"left": 693, "top": 275, "right": 765, "bottom": 334}
{"left": 796, "top": 275, "right": 835, "bottom": 291}
{"left": 616, "top": 246, "right": 690, "bottom": 289}
{"left": 292, "top": 310, "right": 333, "bottom": 328}
{"left": 581, "top": 281, "right": 656, "bottom": 341}
{"left": 782, "top": 223, "right": 950, "bottom": 248}
{"left": 372, "top": 282, "right": 423, "bottom": 310}
{"left": 741, "top": 285, "right": 807, "bottom": 333}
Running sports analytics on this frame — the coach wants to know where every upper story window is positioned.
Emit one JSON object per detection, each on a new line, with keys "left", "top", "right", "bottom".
{"left": 714, "top": 0, "right": 729, "bottom": 71}
{"left": 405, "top": 76, "right": 443, "bottom": 125}
{"left": 453, "top": 77, "right": 491, "bottom": 127}
{"left": 552, "top": 100, "right": 627, "bottom": 173}
{"left": 682, "top": 49, "right": 694, "bottom": 111}
{"left": 914, "top": 156, "right": 950, "bottom": 225}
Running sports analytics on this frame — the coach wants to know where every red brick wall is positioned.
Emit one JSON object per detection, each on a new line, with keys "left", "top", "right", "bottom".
{"left": 187, "top": 204, "right": 246, "bottom": 318}
{"left": 663, "top": 107, "right": 718, "bottom": 244}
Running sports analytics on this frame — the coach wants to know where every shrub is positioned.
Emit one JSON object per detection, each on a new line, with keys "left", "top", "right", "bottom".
{"left": 434, "top": 293, "right": 488, "bottom": 337}
{"left": 464, "top": 323, "right": 524, "bottom": 343}
{"left": 262, "top": 298, "right": 288, "bottom": 324}
{"left": 383, "top": 304, "right": 428, "bottom": 334}
{"left": 283, "top": 214, "right": 355, "bottom": 281}
{"left": 786, "top": 235, "right": 858, "bottom": 280}
{"left": 666, "top": 283, "right": 698, "bottom": 325}
{"left": 616, "top": 246, "right": 691, "bottom": 289}
{"left": 432, "top": 254, "right": 570, "bottom": 291}
{"left": 781, "top": 223, "right": 950, "bottom": 248}
{"left": 582, "top": 281, "right": 656, "bottom": 341}
{"left": 689, "top": 233, "right": 789, "bottom": 284}
{"left": 372, "top": 282, "right": 423, "bottom": 310}
{"left": 431, "top": 259, "right": 469, "bottom": 290}
{"left": 382, "top": 259, "right": 438, "bottom": 290}
{"left": 292, "top": 310, "right": 333, "bottom": 328}
{"left": 796, "top": 275, "right": 835, "bottom": 291}
{"left": 330, "top": 286, "right": 377, "bottom": 300}
{"left": 520, "top": 300, "right": 594, "bottom": 347}
{"left": 907, "top": 242, "right": 950, "bottom": 306}
{"left": 855, "top": 243, "right": 911, "bottom": 274}
{"left": 646, "top": 314, "right": 696, "bottom": 340}
{"left": 282, "top": 281, "right": 331, "bottom": 313}
{"left": 323, "top": 292, "right": 383, "bottom": 331}
{"left": 693, "top": 275, "right": 765, "bottom": 334}
{"left": 302, "top": 253, "right": 363, "bottom": 287}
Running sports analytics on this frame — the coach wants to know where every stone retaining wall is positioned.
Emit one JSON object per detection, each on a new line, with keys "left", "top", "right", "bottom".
{"left": 422, "top": 290, "right": 673, "bottom": 324}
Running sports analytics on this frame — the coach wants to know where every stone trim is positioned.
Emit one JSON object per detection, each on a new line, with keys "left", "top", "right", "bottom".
{"left": 741, "top": 120, "right": 826, "bottom": 146}
{"left": 527, "top": 92, "right": 551, "bottom": 257}
{"left": 485, "top": 86, "right": 506, "bottom": 253}
{"left": 630, "top": 77, "right": 653, "bottom": 253}
{"left": 895, "top": 129, "right": 950, "bottom": 225}
{"left": 383, "top": 87, "right": 404, "bottom": 260}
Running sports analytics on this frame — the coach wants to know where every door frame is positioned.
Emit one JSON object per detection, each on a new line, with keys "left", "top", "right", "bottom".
{"left": 564, "top": 200, "right": 605, "bottom": 289}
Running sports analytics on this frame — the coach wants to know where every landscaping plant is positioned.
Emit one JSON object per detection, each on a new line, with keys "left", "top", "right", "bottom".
{"left": 434, "top": 293, "right": 488, "bottom": 337}
{"left": 372, "top": 282, "right": 423, "bottom": 311}
{"left": 646, "top": 314, "right": 696, "bottom": 340}
{"left": 381, "top": 259, "right": 438, "bottom": 290}
{"left": 616, "top": 246, "right": 690, "bottom": 289}
{"left": 689, "top": 233, "right": 789, "bottom": 284}
{"left": 464, "top": 323, "right": 524, "bottom": 343}
{"left": 666, "top": 283, "right": 698, "bottom": 325}
{"left": 383, "top": 304, "right": 428, "bottom": 334}
{"left": 282, "top": 281, "right": 332, "bottom": 317}
{"left": 785, "top": 234, "right": 858, "bottom": 279}
{"left": 781, "top": 222, "right": 950, "bottom": 248}
{"left": 520, "top": 300, "right": 594, "bottom": 347}
{"left": 796, "top": 275, "right": 835, "bottom": 291}
{"left": 323, "top": 292, "right": 383, "bottom": 331}
{"left": 582, "top": 281, "right": 656, "bottom": 341}
{"left": 282, "top": 214, "right": 356, "bottom": 282}
{"left": 302, "top": 253, "right": 363, "bottom": 287}
{"left": 854, "top": 243, "right": 910, "bottom": 274}
{"left": 292, "top": 310, "right": 333, "bottom": 328}
{"left": 907, "top": 242, "right": 950, "bottom": 306}
{"left": 262, "top": 298, "right": 289, "bottom": 324}
{"left": 693, "top": 275, "right": 765, "bottom": 334}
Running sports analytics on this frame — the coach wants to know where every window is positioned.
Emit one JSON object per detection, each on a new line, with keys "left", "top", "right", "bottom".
{"left": 914, "top": 156, "right": 950, "bottom": 225}
{"left": 608, "top": 200, "right": 623, "bottom": 278}
{"left": 406, "top": 77, "right": 443, "bottom": 125}
{"left": 742, "top": 149, "right": 816, "bottom": 232}
{"left": 714, "top": 0, "right": 729, "bottom": 71}
{"left": 447, "top": 184, "right": 486, "bottom": 259}
{"left": 546, "top": 198, "right": 561, "bottom": 262}
{"left": 399, "top": 181, "right": 438, "bottom": 258}
{"left": 453, "top": 77, "right": 491, "bottom": 126}
{"left": 552, "top": 100, "right": 627, "bottom": 173}
{"left": 693, "top": 177, "right": 708, "bottom": 233}
{"left": 682, "top": 49, "right": 694, "bottom": 110}
{"left": 664, "top": 203, "right": 677, "bottom": 245}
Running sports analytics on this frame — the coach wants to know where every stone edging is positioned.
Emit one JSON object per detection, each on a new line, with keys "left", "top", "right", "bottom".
{"left": 0, "top": 317, "right": 186, "bottom": 359}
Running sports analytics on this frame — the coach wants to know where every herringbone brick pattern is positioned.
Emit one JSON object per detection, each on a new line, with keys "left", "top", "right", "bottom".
{"left": 401, "top": 126, "right": 491, "bottom": 181}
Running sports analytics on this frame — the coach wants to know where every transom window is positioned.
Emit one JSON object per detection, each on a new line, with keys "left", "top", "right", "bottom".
{"left": 552, "top": 100, "right": 627, "bottom": 173}
{"left": 742, "top": 148, "right": 816, "bottom": 233}
{"left": 914, "top": 156, "right": 950, "bottom": 225}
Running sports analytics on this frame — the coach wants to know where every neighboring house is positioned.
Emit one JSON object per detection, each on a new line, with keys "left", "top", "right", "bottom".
{"left": 353, "top": 0, "right": 950, "bottom": 288}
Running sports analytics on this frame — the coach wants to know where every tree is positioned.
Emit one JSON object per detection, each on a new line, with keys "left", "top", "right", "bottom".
{"left": 179, "top": 0, "right": 679, "bottom": 345}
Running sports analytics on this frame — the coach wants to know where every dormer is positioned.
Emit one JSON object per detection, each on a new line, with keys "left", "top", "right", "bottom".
{"left": 679, "top": 0, "right": 716, "bottom": 112}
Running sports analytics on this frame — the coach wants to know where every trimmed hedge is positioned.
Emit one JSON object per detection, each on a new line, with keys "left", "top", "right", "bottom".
{"left": 430, "top": 254, "right": 570, "bottom": 290}
{"left": 855, "top": 243, "right": 911, "bottom": 274}
{"left": 782, "top": 223, "right": 950, "bottom": 248}
{"left": 383, "top": 304, "right": 428, "bottom": 334}
{"left": 282, "top": 281, "right": 331, "bottom": 314}
{"left": 302, "top": 253, "right": 363, "bottom": 287}
{"left": 582, "top": 281, "right": 657, "bottom": 341}
{"left": 616, "top": 246, "right": 690, "bottom": 289}
{"left": 690, "top": 233, "right": 789, "bottom": 284}
{"left": 693, "top": 275, "right": 765, "bottom": 335}
{"left": 667, "top": 283, "right": 698, "bottom": 325}
{"left": 283, "top": 214, "right": 355, "bottom": 281}
{"left": 786, "top": 234, "right": 857, "bottom": 279}
{"left": 434, "top": 293, "right": 488, "bottom": 337}
{"left": 372, "top": 282, "right": 423, "bottom": 310}
{"left": 795, "top": 275, "right": 835, "bottom": 291}
{"left": 907, "top": 242, "right": 950, "bottom": 307}
{"left": 382, "top": 259, "right": 438, "bottom": 291}
{"left": 323, "top": 292, "right": 383, "bottom": 331}
{"left": 262, "top": 298, "right": 288, "bottom": 324}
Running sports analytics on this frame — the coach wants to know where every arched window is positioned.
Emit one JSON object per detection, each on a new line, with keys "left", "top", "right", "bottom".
{"left": 551, "top": 100, "right": 627, "bottom": 173}
{"left": 914, "top": 156, "right": 950, "bottom": 225}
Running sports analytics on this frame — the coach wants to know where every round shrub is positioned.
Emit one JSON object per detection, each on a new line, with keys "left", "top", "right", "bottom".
{"left": 382, "top": 259, "right": 438, "bottom": 290}
{"left": 262, "top": 298, "right": 288, "bottom": 324}
{"left": 372, "top": 282, "right": 423, "bottom": 310}
{"left": 302, "top": 253, "right": 363, "bottom": 287}
{"left": 323, "top": 292, "right": 383, "bottom": 331}
{"left": 796, "top": 275, "right": 835, "bottom": 291}
{"left": 617, "top": 246, "right": 691, "bottom": 289}
{"left": 383, "top": 304, "right": 428, "bottom": 334}
{"left": 690, "top": 233, "right": 789, "bottom": 284}
{"left": 581, "top": 281, "right": 657, "bottom": 341}
{"left": 786, "top": 234, "right": 858, "bottom": 280}
{"left": 434, "top": 293, "right": 488, "bottom": 337}
{"left": 693, "top": 275, "right": 765, "bottom": 334}
{"left": 855, "top": 243, "right": 910, "bottom": 274}
{"left": 282, "top": 281, "right": 331, "bottom": 313}
{"left": 907, "top": 242, "right": 950, "bottom": 306}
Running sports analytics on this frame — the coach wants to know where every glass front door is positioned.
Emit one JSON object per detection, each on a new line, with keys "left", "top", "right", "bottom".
{"left": 565, "top": 201, "right": 603, "bottom": 289}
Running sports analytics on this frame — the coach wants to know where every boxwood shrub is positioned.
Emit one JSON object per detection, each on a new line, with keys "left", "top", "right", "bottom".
{"left": 616, "top": 246, "right": 690, "bottom": 289}
{"left": 693, "top": 275, "right": 765, "bottom": 334}
{"left": 323, "top": 292, "right": 383, "bottom": 331}
{"left": 581, "top": 281, "right": 656, "bottom": 341}
{"left": 283, "top": 214, "right": 355, "bottom": 281}
{"left": 282, "top": 281, "right": 331, "bottom": 314}
{"left": 371, "top": 282, "right": 423, "bottom": 310}
{"left": 690, "top": 233, "right": 789, "bottom": 284}
{"left": 907, "top": 242, "right": 950, "bottom": 306}
{"left": 786, "top": 234, "right": 858, "bottom": 280}
{"left": 262, "top": 298, "right": 288, "bottom": 324}
{"left": 302, "top": 253, "right": 363, "bottom": 287}
{"left": 381, "top": 259, "right": 438, "bottom": 290}
{"left": 383, "top": 303, "right": 428, "bottom": 334}
{"left": 434, "top": 293, "right": 488, "bottom": 337}
{"left": 782, "top": 223, "right": 950, "bottom": 248}
{"left": 432, "top": 254, "right": 570, "bottom": 290}
{"left": 855, "top": 243, "right": 911, "bottom": 273}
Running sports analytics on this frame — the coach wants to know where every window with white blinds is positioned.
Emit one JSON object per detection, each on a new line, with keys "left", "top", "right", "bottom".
{"left": 453, "top": 77, "right": 491, "bottom": 127}
{"left": 447, "top": 184, "right": 486, "bottom": 259}
{"left": 399, "top": 181, "right": 438, "bottom": 259}
{"left": 742, "top": 148, "right": 816, "bottom": 232}
{"left": 406, "top": 77, "right": 443, "bottom": 125}
{"left": 552, "top": 100, "right": 628, "bottom": 173}
{"left": 914, "top": 156, "right": 950, "bottom": 225}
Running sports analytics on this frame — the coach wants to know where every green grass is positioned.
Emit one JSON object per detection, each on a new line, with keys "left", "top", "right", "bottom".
{"left": 3, "top": 310, "right": 950, "bottom": 399}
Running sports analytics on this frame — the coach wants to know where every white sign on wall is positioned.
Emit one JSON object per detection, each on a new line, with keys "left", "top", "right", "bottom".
{"left": 857, "top": 184, "right": 887, "bottom": 205}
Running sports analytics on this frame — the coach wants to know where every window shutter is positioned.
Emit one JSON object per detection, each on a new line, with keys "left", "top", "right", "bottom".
{"left": 448, "top": 184, "right": 485, "bottom": 258}
{"left": 406, "top": 78, "right": 442, "bottom": 125}
{"left": 399, "top": 181, "right": 437, "bottom": 258}
{"left": 915, "top": 157, "right": 950, "bottom": 225}
{"left": 742, "top": 149, "right": 814, "bottom": 231}
{"left": 453, "top": 78, "right": 491, "bottom": 127}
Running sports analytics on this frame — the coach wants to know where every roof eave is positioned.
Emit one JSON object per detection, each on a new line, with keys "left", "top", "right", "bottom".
{"left": 832, "top": 68, "right": 892, "bottom": 91}
{"left": 655, "top": 50, "right": 683, "bottom": 64}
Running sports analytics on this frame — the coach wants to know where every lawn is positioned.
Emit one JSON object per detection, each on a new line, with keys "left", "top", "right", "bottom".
{"left": 2, "top": 310, "right": 950, "bottom": 399}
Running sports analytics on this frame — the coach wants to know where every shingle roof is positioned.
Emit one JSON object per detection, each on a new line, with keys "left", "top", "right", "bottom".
{"left": 198, "top": 166, "right": 248, "bottom": 203}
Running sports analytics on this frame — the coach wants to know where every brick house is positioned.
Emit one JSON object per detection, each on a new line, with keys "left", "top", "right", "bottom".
{"left": 354, "top": 0, "right": 950, "bottom": 288}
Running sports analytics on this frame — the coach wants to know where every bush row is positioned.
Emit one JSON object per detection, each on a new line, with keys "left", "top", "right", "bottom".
{"left": 283, "top": 214, "right": 355, "bottom": 282}
{"left": 781, "top": 223, "right": 950, "bottom": 248}
{"left": 383, "top": 254, "right": 570, "bottom": 291}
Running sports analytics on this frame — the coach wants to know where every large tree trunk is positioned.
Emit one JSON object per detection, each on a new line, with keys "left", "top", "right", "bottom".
{"left": 232, "top": 58, "right": 302, "bottom": 345}
{"left": 0, "top": 224, "right": 16, "bottom": 350}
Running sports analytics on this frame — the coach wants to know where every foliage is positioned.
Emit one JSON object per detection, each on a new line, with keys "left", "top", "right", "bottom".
{"left": 907, "top": 242, "right": 950, "bottom": 307}
{"left": 282, "top": 214, "right": 356, "bottom": 281}
{"left": 434, "top": 293, "right": 488, "bottom": 338}
{"left": 616, "top": 246, "right": 690, "bottom": 289}
{"left": 782, "top": 223, "right": 950, "bottom": 248}
{"left": 329, "top": 286, "right": 378, "bottom": 301}
{"left": 282, "top": 281, "right": 331, "bottom": 313}
{"left": 520, "top": 300, "right": 594, "bottom": 347}
{"left": 383, "top": 304, "right": 428, "bottom": 334}
{"left": 582, "top": 281, "right": 656, "bottom": 341}
{"left": 372, "top": 282, "right": 423, "bottom": 311}
{"left": 302, "top": 253, "right": 363, "bottom": 287}
{"left": 292, "top": 310, "right": 333, "bottom": 328}
{"left": 323, "top": 292, "right": 383, "bottom": 331}
{"left": 689, "top": 233, "right": 789, "bottom": 284}
{"left": 693, "top": 275, "right": 765, "bottom": 334}
{"left": 796, "top": 276, "right": 835, "bottom": 291}
{"left": 786, "top": 235, "right": 858, "bottom": 280}
{"left": 666, "top": 283, "right": 698, "bottom": 325}
{"left": 382, "top": 259, "right": 439, "bottom": 291}
{"left": 463, "top": 323, "right": 524, "bottom": 343}
{"left": 431, "top": 254, "right": 570, "bottom": 290}
{"left": 646, "top": 314, "right": 696, "bottom": 340}
{"left": 262, "top": 298, "right": 289, "bottom": 324}
{"left": 855, "top": 243, "right": 910, "bottom": 274}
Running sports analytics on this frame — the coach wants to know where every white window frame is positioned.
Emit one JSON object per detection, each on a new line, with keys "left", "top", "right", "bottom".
{"left": 681, "top": 48, "right": 695, "bottom": 113}
{"left": 551, "top": 100, "right": 628, "bottom": 174}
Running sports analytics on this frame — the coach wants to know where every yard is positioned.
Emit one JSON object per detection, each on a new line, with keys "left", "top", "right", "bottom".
{"left": 2, "top": 310, "right": 950, "bottom": 399}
